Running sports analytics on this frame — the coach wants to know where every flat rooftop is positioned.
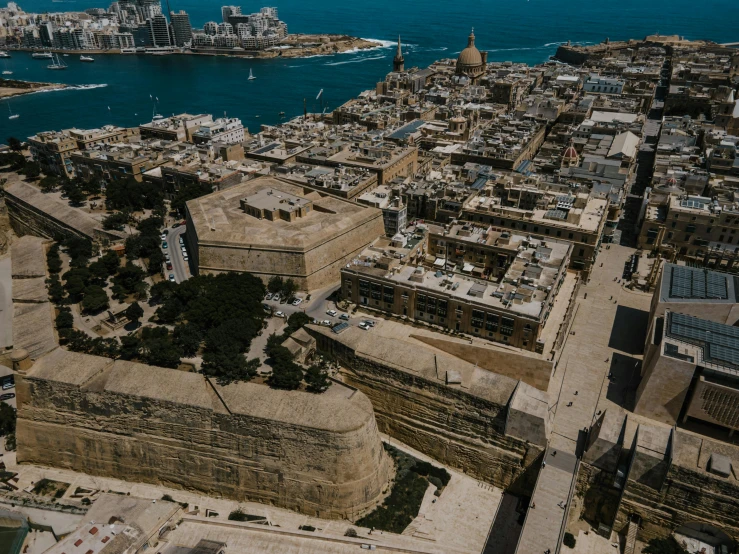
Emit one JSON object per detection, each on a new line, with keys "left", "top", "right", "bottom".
{"left": 665, "top": 311, "right": 739, "bottom": 375}
{"left": 660, "top": 264, "right": 739, "bottom": 304}
{"left": 187, "top": 176, "right": 382, "bottom": 251}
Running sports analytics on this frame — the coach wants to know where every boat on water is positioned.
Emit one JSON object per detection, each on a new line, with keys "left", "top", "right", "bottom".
{"left": 0, "top": 51, "right": 10, "bottom": 59}
{"left": 80, "top": 55, "right": 95, "bottom": 62}
{"left": 47, "top": 53, "right": 68, "bottom": 70}
{"left": 2, "top": 71, "right": 12, "bottom": 75}
{"left": 32, "top": 51, "right": 53, "bottom": 59}
{"left": 7, "top": 102, "right": 19, "bottom": 120}
{"left": 248, "top": 68, "right": 256, "bottom": 81}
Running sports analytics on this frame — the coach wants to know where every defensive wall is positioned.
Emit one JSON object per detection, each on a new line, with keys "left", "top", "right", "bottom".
{"left": 575, "top": 409, "right": 739, "bottom": 545}
{"left": 305, "top": 325, "right": 549, "bottom": 491}
{"left": 4, "top": 236, "right": 393, "bottom": 520}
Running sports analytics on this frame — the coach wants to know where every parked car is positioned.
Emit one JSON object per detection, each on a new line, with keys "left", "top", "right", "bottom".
{"left": 166, "top": 262, "right": 173, "bottom": 270}
{"left": 182, "top": 254, "right": 189, "bottom": 262}
{"left": 326, "top": 309, "right": 337, "bottom": 317}
{"left": 265, "top": 293, "right": 273, "bottom": 300}
{"left": 162, "top": 229, "right": 169, "bottom": 235}
{"left": 275, "top": 311, "right": 285, "bottom": 318}
{"left": 272, "top": 294, "right": 280, "bottom": 302}
{"left": 358, "top": 322, "right": 370, "bottom": 330}
{"left": 172, "top": 222, "right": 181, "bottom": 228}
{"left": 168, "top": 274, "right": 176, "bottom": 282}
{"left": 162, "top": 241, "right": 168, "bottom": 249}
{"left": 339, "top": 313, "right": 350, "bottom": 321}
{"left": 164, "top": 253, "right": 170, "bottom": 261}
{"left": 321, "top": 320, "right": 332, "bottom": 326}
{"left": 292, "top": 298, "right": 302, "bottom": 306}
{"left": 179, "top": 237, "right": 184, "bottom": 244}
{"left": 160, "top": 233, "right": 167, "bottom": 240}
{"left": 180, "top": 245, "right": 187, "bottom": 252}
{"left": 364, "top": 320, "right": 376, "bottom": 327}
{"left": 0, "top": 393, "right": 15, "bottom": 401}
{"left": 2, "top": 382, "right": 14, "bottom": 391}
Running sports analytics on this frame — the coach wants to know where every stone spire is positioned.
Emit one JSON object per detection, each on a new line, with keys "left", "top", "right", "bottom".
{"left": 393, "top": 35, "right": 405, "bottom": 73}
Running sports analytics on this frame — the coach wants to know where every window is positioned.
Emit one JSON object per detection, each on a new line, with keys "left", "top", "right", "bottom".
{"left": 359, "top": 279, "right": 370, "bottom": 297}
{"left": 685, "top": 224, "right": 696, "bottom": 234}
{"left": 416, "top": 294, "right": 427, "bottom": 312}
{"left": 383, "top": 286, "right": 395, "bottom": 304}
{"left": 501, "top": 317, "right": 515, "bottom": 336}
{"left": 370, "top": 282, "right": 382, "bottom": 301}
{"left": 485, "top": 313, "right": 499, "bottom": 333}
{"left": 471, "top": 309, "right": 485, "bottom": 329}
{"left": 426, "top": 296, "right": 437, "bottom": 315}
{"left": 578, "top": 248, "right": 585, "bottom": 257}
{"left": 437, "top": 300, "right": 448, "bottom": 318}
{"left": 568, "top": 232, "right": 574, "bottom": 239}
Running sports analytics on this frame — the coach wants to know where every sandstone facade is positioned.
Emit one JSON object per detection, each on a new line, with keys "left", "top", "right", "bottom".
{"left": 185, "top": 176, "right": 385, "bottom": 291}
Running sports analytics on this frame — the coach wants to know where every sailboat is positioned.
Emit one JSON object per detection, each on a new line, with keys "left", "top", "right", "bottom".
{"left": 248, "top": 68, "right": 256, "bottom": 81}
{"left": 7, "top": 102, "right": 19, "bottom": 120}
{"left": 47, "top": 53, "right": 68, "bottom": 70}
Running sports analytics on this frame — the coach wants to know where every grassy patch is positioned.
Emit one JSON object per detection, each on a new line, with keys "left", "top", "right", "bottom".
{"left": 355, "top": 444, "right": 451, "bottom": 534}
{"left": 228, "top": 509, "right": 265, "bottom": 522}
{"left": 32, "top": 479, "right": 70, "bottom": 499}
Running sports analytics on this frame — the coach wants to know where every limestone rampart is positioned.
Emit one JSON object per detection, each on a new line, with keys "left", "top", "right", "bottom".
{"left": 575, "top": 414, "right": 739, "bottom": 544}
{"left": 306, "top": 325, "right": 548, "bottom": 490}
{"left": 16, "top": 349, "right": 392, "bottom": 520}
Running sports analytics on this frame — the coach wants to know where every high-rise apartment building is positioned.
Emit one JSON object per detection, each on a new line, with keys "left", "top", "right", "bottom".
{"left": 170, "top": 10, "right": 192, "bottom": 46}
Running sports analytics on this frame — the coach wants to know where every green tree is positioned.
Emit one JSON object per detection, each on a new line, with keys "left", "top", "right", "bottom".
{"left": 6, "top": 137, "right": 22, "bottom": 152}
{"left": 63, "top": 275, "right": 87, "bottom": 299}
{"left": 64, "top": 184, "right": 87, "bottom": 206}
{"left": 55, "top": 308, "right": 74, "bottom": 330}
{"left": 100, "top": 250, "right": 121, "bottom": 275}
{"left": 173, "top": 323, "right": 202, "bottom": 357}
{"left": 80, "top": 179, "right": 101, "bottom": 197}
{"left": 119, "top": 335, "right": 141, "bottom": 360}
{"left": 113, "top": 262, "right": 147, "bottom": 295}
{"left": 202, "top": 344, "right": 258, "bottom": 385}
{"left": 46, "top": 243, "right": 62, "bottom": 274}
{"left": 267, "top": 346, "right": 303, "bottom": 390}
{"left": 147, "top": 248, "right": 165, "bottom": 274}
{"left": 22, "top": 161, "right": 41, "bottom": 180}
{"left": 47, "top": 275, "right": 65, "bottom": 304}
{"left": 63, "top": 237, "right": 93, "bottom": 267}
{"left": 0, "top": 403, "right": 16, "bottom": 436}
{"left": 170, "top": 181, "right": 213, "bottom": 215}
{"left": 125, "top": 302, "right": 144, "bottom": 325}
{"left": 281, "top": 278, "right": 298, "bottom": 300}
{"left": 102, "top": 212, "right": 128, "bottom": 231}
{"left": 88, "top": 260, "right": 111, "bottom": 282}
{"left": 139, "top": 327, "right": 182, "bottom": 368}
{"left": 305, "top": 361, "right": 331, "bottom": 393}
{"left": 38, "top": 175, "right": 59, "bottom": 192}
{"left": 267, "top": 276, "right": 284, "bottom": 294}
{"left": 81, "top": 285, "right": 109, "bottom": 313}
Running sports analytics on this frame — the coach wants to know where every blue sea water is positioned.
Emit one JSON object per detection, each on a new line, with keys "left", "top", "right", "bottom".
{"left": 1, "top": 0, "right": 737, "bottom": 139}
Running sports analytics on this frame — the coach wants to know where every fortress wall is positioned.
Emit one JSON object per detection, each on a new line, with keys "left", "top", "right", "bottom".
{"left": 16, "top": 367, "right": 392, "bottom": 520}
{"left": 310, "top": 328, "right": 543, "bottom": 489}
{"left": 195, "top": 212, "right": 385, "bottom": 291}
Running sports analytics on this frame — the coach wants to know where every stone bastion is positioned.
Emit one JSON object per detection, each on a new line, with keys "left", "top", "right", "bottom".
{"left": 4, "top": 236, "right": 392, "bottom": 520}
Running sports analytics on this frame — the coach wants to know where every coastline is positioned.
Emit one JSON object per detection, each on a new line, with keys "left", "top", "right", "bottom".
{"left": 0, "top": 78, "right": 67, "bottom": 99}
{"left": 3, "top": 34, "right": 389, "bottom": 61}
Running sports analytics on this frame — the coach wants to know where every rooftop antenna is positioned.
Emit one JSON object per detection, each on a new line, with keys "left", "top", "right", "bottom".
{"left": 303, "top": 98, "right": 307, "bottom": 120}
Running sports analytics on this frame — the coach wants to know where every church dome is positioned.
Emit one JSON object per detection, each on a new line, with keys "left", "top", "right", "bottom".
{"left": 563, "top": 145, "right": 578, "bottom": 160}
{"left": 456, "top": 30, "right": 484, "bottom": 77}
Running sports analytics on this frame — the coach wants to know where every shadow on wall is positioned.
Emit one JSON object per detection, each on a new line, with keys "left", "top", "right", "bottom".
{"left": 606, "top": 352, "right": 642, "bottom": 411}
{"left": 608, "top": 305, "right": 649, "bottom": 355}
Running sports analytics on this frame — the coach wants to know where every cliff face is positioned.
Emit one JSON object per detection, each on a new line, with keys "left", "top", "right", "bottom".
{"left": 16, "top": 351, "right": 392, "bottom": 520}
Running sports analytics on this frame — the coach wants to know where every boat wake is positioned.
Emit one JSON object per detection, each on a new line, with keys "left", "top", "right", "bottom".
{"left": 32, "top": 83, "right": 108, "bottom": 95}
{"left": 325, "top": 55, "right": 386, "bottom": 66}
{"left": 361, "top": 38, "right": 396, "bottom": 49}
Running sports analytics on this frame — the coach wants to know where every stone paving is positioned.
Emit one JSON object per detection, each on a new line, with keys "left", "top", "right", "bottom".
{"left": 0, "top": 255, "right": 12, "bottom": 349}
{"left": 517, "top": 245, "right": 648, "bottom": 554}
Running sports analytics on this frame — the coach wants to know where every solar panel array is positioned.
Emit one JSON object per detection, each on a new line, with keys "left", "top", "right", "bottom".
{"left": 668, "top": 312, "right": 739, "bottom": 368}
{"left": 681, "top": 199, "right": 707, "bottom": 210}
{"left": 669, "top": 266, "right": 728, "bottom": 300}
{"left": 545, "top": 209, "right": 567, "bottom": 221}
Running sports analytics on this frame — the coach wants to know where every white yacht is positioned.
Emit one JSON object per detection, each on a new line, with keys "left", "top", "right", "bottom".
{"left": 0, "top": 51, "right": 10, "bottom": 59}
{"left": 47, "top": 53, "right": 68, "bottom": 70}
{"left": 32, "top": 51, "right": 53, "bottom": 59}
{"left": 80, "top": 55, "right": 95, "bottom": 62}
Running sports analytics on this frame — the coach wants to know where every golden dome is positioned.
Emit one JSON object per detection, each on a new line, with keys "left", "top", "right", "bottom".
{"left": 456, "top": 29, "right": 483, "bottom": 73}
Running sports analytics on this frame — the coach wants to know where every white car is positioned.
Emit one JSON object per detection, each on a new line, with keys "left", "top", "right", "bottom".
{"left": 326, "top": 309, "right": 337, "bottom": 317}
{"left": 321, "top": 320, "right": 332, "bottom": 326}
{"left": 168, "top": 274, "right": 175, "bottom": 282}
{"left": 272, "top": 294, "right": 280, "bottom": 302}
{"left": 275, "top": 311, "right": 285, "bottom": 318}
{"left": 364, "top": 320, "right": 376, "bottom": 327}
{"left": 160, "top": 233, "right": 167, "bottom": 240}
{"left": 182, "top": 254, "right": 189, "bottom": 261}
{"left": 358, "top": 322, "right": 370, "bottom": 330}
{"left": 164, "top": 253, "right": 170, "bottom": 261}
{"left": 292, "top": 298, "right": 302, "bottom": 306}
{"left": 181, "top": 245, "right": 187, "bottom": 252}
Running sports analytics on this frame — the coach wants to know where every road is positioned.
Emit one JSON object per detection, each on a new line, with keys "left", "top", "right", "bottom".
{"left": 162, "top": 225, "right": 191, "bottom": 284}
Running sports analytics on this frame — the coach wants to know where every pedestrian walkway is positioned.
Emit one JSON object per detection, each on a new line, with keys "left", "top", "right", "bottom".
{"left": 515, "top": 246, "right": 636, "bottom": 553}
